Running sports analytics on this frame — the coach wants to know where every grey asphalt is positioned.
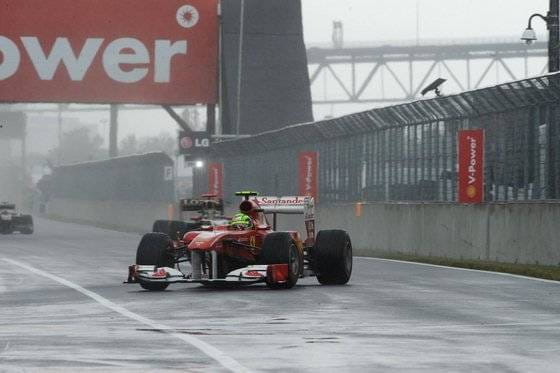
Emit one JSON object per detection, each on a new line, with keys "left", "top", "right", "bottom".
{"left": 1, "top": 218, "right": 559, "bottom": 372}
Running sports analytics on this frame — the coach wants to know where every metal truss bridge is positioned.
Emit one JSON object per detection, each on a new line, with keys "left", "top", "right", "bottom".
{"left": 307, "top": 40, "right": 548, "bottom": 105}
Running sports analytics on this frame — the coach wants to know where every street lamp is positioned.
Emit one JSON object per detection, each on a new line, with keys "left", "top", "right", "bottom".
{"left": 521, "top": 1, "right": 560, "bottom": 72}
{"left": 521, "top": 25, "right": 538, "bottom": 45}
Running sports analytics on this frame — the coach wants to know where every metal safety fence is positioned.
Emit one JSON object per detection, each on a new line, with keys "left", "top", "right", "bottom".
{"left": 204, "top": 73, "right": 560, "bottom": 203}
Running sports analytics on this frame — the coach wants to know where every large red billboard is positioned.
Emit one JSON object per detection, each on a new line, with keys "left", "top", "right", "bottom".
{"left": 298, "top": 152, "right": 318, "bottom": 200}
{"left": 208, "top": 162, "right": 223, "bottom": 198}
{"left": 458, "top": 129, "right": 485, "bottom": 203}
{"left": 0, "top": 0, "right": 218, "bottom": 104}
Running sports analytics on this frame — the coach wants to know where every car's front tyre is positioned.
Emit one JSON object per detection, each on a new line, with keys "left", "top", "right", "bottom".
{"left": 260, "top": 232, "right": 302, "bottom": 289}
{"left": 136, "top": 233, "right": 174, "bottom": 291}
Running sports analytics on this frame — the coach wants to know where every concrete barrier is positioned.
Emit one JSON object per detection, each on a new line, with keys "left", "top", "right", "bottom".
{"left": 47, "top": 198, "right": 175, "bottom": 233}
{"left": 46, "top": 198, "right": 560, "bottom": 266}
{"left": 317, "top": 202, "right": 560, "bottom": 266}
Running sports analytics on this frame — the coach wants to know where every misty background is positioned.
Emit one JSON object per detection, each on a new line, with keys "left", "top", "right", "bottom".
{"left": 0, "top": 0, "right": 551, "bottom": 204}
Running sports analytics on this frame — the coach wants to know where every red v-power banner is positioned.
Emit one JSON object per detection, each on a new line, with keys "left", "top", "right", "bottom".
{"left": 0, "top": 0, "right": 218, "bottom": 105}
{"left": 298, "top": 152, "right": 318, "bottom": 200}
{"left": 208, "top": 163, "right": 223, "bottom": 198}
{"left": 458, "top": 129, "right": 485, "bottom": 203}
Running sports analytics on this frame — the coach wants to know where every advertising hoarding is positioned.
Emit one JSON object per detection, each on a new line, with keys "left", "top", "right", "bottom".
{"left": 298, "top": 151, "right": 318, "bottom": 200}
{"left": 178, "top": 131, "right": 210, "bottom": 159}
{"left": 0, "top": 0, "right": 218, "bottom": 104}
{"left": 458, "top": 129, "right": 485, "bottom": 203}
{"left": 208, "top": 162, "right": 223, "bottom": 198}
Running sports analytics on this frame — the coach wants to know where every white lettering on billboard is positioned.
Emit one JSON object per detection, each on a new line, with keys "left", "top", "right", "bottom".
{"left": 467, "top": 135, "right": 478, "bottom": 185}
{"left": 212, "top": 167, "right": 219, "bottom": 194}
{"left": 0, "top": 36, "right": 188, "bottom": 83}
{"left": 21, "top": 37, "right": 102, "bottom": 81}
{"left": 305, "top": 155, "right": 313, "bottom": 194}
{"left": 102, "top": 38, "right": 149, "bottom": 83}
{"left": 195, "top": 138, "right": 210, "bottom": 147}
{"left": 0, "top": 36, "right": 20, "bottom": 79}
{"left": 154, "top": 40, "right": 187, "bottom": 83}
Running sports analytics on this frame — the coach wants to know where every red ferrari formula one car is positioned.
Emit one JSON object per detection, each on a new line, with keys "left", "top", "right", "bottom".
{"left": 126, "top": 191, "right": 352, "bottom": 290}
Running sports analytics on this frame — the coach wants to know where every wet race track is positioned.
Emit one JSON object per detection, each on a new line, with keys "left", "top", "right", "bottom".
{"left": 1, "top": 218, "right": 560, "bottom": 372}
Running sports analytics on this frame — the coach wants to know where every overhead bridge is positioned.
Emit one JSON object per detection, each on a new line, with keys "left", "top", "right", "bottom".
{"left": 307, "top": 41, "right": 548, "bottom": 104}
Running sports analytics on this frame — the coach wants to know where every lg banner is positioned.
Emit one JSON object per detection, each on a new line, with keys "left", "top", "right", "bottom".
{"left": 208, "top": 163, "right": 223, "bottom": 198}
{"left": 178, "top": 131, "right": 210, "bottom": 159}
{"left": 458, "top": 129, "right": 485, "bottom": 203}
{"left": 0, "top": 0, "right": 218, "bottom": 104}
{"left": 298, "top": 152, "right": 318, "bottom": 200}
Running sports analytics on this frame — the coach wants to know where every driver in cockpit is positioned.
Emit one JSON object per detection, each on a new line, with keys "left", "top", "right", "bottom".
{"left": 229, "top": 212, "right": 254, "bottom": 229}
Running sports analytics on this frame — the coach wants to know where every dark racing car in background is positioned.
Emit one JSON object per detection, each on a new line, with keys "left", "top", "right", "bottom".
{"left": 0, "top": 202, "right": 34, "bottom": 235}
{"left": 126, "top": 191, "right": 352, "bottom": 290}
{"left": 151, "top": 194, "right": 229, "bottom": 241}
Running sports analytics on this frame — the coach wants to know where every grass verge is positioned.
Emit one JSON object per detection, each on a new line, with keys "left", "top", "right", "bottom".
{"left": 357, "top": 249, "right": 560, "bottom": 282}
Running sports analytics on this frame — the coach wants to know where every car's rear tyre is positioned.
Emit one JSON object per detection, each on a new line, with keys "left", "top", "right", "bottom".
{"left": 259, "top": 232, "right": 302, "bottom": 289}
{"left": 136, "top": 233, "right": 174, "bottom": 291}
{"left": 20, "top": 215, "right": 34, "bottom": 234}
{"left": 313, "top": 230, "right": 352, "bottom": 285}
{"left": 152, "top": 220, "right": 198, "bottom": 241}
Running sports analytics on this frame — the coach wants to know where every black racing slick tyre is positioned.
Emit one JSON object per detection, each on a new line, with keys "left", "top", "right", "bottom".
{"left": 152, "top": 220, "right": 197, "bottom": 241}
{"left": 20, "top": 215, "right": 34, "bottom": 234}
{"left": 313, "top": 230, "right": 353, "bottom": 285}
{"left": 259, "top": 232, "right": 302, "bottom": 289}
{"left": 136, "top": 233, "right": 174, "bottom": 291}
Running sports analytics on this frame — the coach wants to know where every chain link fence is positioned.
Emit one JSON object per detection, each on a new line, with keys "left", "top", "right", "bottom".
{"left": 204, "top": 74, "right": 560, "bottom": 203}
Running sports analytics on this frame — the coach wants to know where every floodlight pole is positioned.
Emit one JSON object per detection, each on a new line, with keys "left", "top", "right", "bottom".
{"left": 549, "top": 0, "right": 560, "bottom": 72}
{"left": 235, "top": 0, "right": 246, "bottom": 136}
{"left": 109, "top": 104, "right": 118, "bottom": 158}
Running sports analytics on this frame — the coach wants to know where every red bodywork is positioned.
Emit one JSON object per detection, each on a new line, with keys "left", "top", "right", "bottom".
{"left": 126, "top": 194, "right": 317, "bottom": 288}
{"left": 180, "top": 201, "right": 301, "bottom": 261}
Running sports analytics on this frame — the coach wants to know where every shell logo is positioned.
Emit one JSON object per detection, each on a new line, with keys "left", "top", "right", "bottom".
{"left": 176, "top": 5, "right": 200, "bottom": 28}
{"left": 466, "top": 185, "right": 477, "bottom": 198}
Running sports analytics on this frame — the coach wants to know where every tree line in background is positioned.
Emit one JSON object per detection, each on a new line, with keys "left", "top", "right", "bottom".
{"left": 46, "top": 127, "right": 177, "bottom": 166}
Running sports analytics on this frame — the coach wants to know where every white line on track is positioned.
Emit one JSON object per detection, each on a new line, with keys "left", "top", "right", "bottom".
{"left": 2, "top": 258, "right": 251, "bottom": 373}
{"left": 358, "top": 256, "right": 560, "bottom": 284}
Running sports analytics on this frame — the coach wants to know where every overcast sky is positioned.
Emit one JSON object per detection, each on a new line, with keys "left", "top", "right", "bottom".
{"left": 37, "top": 0, "right": 553, "bottom": 148}
{"left": 302, "top": 0, "right": 549, "bottom": 44}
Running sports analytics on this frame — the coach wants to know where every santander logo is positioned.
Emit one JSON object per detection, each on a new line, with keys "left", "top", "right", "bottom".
{"left": 0, "top": 36, "right": 188, "bottom": 83}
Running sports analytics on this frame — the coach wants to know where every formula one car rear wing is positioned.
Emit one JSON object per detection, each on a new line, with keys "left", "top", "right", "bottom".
{"left": 250, "top": 195, "right": 316, "bottom": 244}
{"left": 180, "top": 197, "right": 224, "bottom": 213}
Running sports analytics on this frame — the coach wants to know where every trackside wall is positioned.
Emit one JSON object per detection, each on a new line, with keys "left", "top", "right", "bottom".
{"left": 42, "top": 152, "right": 176, "bottom": 232}
{"left": 47, "top": 198, "right": 174, "bottom": 233}
{"left": 317, "top": 202, "right": 560, "bottom": 266}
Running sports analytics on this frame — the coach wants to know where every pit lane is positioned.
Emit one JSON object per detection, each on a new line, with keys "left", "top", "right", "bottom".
{"left": 1, "top": 218, "right": 559, "bottom": 372}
